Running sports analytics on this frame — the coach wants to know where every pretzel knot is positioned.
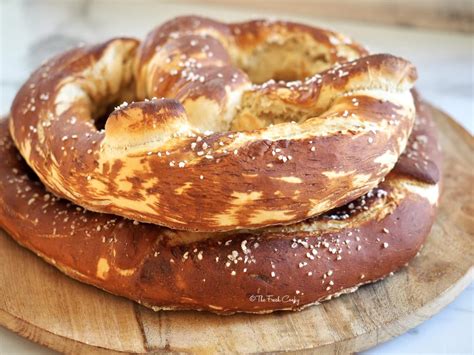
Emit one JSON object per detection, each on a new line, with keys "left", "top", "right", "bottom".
{"left": 10, "top": 16, "right": 417, "bottom": 232}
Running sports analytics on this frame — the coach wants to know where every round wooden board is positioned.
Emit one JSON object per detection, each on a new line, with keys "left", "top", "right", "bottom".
{"left": 0, "top": 105, "right": 472, "bottom": 354}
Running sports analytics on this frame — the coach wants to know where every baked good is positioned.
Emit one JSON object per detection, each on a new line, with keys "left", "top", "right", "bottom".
{"left": 0, "top": 92, "right": 441, "bottom": 313}
{"left": 9, "top": 17, "right": 417, "bottom": 232}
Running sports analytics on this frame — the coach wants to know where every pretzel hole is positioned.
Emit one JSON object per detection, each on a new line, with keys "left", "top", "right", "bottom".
{"left": 236, "top": 35, "right": 332, "bottom": 84}
{"left": 228, "top": 34, "right": 341, "bottom": 130}
{"left": 94, "top": 103, "right": 120, "bottom": 131}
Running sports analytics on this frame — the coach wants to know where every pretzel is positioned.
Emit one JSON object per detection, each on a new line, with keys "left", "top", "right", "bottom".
{"left": 9, "top": 17, "right": 417, "bottom": 232}
{"left": 0, "top": 93, "right": 441, "bottom": 313}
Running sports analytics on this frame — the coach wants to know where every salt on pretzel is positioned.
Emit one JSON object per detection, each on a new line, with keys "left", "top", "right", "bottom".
{"left": 10, "top": 17, "right": 417, "bottom": 232}
{"left": 0, "top": 93, "right": 441, "bottom": 313}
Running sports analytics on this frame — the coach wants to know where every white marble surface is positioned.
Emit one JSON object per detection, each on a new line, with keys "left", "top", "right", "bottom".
{"left": 0, "top": 0, "right": 472, "bottom": 353}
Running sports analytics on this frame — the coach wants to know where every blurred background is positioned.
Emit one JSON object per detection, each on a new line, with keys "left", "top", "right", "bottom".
{"left": 184, "top": 0, "right": 474, "bottom": 32}
{"left": 0, "top": 0, "right": 473, "bottom": 354}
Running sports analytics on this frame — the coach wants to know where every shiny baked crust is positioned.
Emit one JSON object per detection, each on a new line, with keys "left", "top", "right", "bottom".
{"left": 0, "top": 95, "right": 441, "bottom": 314}
{"left": 9, "top": 16, "right": 417, "bottom": 232}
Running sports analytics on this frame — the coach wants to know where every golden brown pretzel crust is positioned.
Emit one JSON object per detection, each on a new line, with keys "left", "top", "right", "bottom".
{"left": 9, "top": 16, "right": 418, "bottom": 232}
{"left": 0, "top": 96, "right": 441, "bottom": 314}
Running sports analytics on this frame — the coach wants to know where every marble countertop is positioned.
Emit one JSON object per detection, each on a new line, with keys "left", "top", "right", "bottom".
{"left": 0, "top": 0, "right": 472, "bottom": 353}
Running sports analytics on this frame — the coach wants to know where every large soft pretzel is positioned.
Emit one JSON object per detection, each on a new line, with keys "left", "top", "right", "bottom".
{"left": 9, "top": 17, "right": 417, "bottom": 232}
{"left": 0, "top": 94, "right": 441, "bottom": 313}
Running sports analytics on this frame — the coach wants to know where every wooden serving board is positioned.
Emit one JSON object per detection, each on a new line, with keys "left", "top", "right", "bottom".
{"left": 0, "top": 105, "right": 472, "bottom": 354}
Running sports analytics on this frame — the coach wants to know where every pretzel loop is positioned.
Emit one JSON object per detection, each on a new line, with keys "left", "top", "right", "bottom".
{"left": 10, "top": 16, "right": 417, "bottom": 232}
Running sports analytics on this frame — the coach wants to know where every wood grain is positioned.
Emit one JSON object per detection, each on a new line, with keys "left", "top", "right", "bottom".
{"left": 0, "top": 105, "right": 472, "bottom": 354}
{"left": 176, "top": 0, "right": 474, "bottom": 33}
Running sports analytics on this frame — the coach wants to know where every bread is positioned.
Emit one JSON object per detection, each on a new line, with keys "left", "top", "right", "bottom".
{"left": 0, "top": 93, "right": 441, "bottom": 314}
{"left": 9, "top": 16, "right": 417, "bottom": 232}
